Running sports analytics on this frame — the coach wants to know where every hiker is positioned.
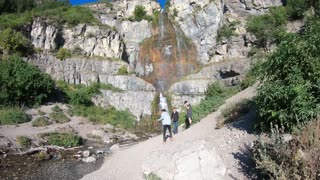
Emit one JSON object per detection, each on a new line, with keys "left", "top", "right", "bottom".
{"left": 158, "top": 109, "right": 173, "bottom": 143}
{"left": 184, "top": 100, "right": 192, "bottom": 129}
{"left": 171, "top": 107, "right": 179, "bottom": 134}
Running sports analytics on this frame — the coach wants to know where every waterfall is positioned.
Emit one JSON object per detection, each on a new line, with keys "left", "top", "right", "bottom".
{"left": 159, "top": 93, "right": 169, "bottom": 113}
{"left": 173, "top": 24, "right": 187, "bottom": 58}
{"left": 158, "top": 9, "right": 165, "bottom": 47}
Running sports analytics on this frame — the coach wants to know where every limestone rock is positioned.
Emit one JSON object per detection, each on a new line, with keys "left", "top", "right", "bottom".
{"left": 143, "top": 140, "right": 227, "bottom": 180}
{"left": 83, "top": 150, "right": 90, "bottom": 157}
{"left": 168, "top": 0, "right": 224, "bottom": 64}
{"left": 82, "top": 156, "right": 96, "bottom": 163}
{"left": 93, "top": 90, "right": 156, "bottom": 120}
{"left": 90, "top": 129, "right": 105, "bottom": 139}
{"left": 30, "top": 18, "right": 124, "bottom": 58}
{"left": 110, "top": 144, "right": 120, "bottom": 151}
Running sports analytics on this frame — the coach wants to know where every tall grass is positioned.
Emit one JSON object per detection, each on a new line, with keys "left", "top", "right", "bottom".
{"left": 0, "top": 106, "right": 30, "bottom": 125}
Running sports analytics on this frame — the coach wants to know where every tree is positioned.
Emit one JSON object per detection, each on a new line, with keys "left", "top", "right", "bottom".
{"left": 254, "top": 18, "right": 320, "bottom": 132}
{"left": 0, "top": 28, "right": 33, "bottom": 56}
{"left": 0, "top": 55, "right": 55, "bottom": 106}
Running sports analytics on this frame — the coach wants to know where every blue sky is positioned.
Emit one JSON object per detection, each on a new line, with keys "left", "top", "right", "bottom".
{"left": 70, "top": 0, "right": 167, "bottom": 8}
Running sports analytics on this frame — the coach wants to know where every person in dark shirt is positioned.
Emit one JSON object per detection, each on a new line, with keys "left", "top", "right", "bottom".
{"left": 171, "top": 107, "right": 179, "bottom": 134}
{"left": 184, "top": 100, "right": 192, "bottom": 129}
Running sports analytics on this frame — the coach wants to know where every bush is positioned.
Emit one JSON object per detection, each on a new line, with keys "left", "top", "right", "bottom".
{"left": 56, "top": 48, "right": 71, "bottom": 60}
{"left": 181, "top": 83, "right": 240, "bottom": 124}
{"left": 0, "top": 1, "right": 97, "bottom": 30}
{"left": 246, "top": 6, "right": 287, "bottom": 49}
{"left": 286, "top": 0, "right": 309, "bottom": 20}
{"left": 17, "top": 136, "right": 31, "bottom": 148}
{"left": 72, "top": 105, "right": 136, "bottom": 130}
{"left": 131, "top": 5, "right": 153, "bottom": 22}
{"left": 254, "top": 19, "right": 320, "bottom": 132}
{"left": 0, "top": 56, "right": 55, "bottom": 106}
{"left": 49, "top": 111, "right": 69, "bottom": 124}
{"left": 217, "top": 21, "right": 240, "bottom": 41}
{"left": 41, "top": 133, "right": 82, "bottom": 147}
{"left": 0, "top": 28, "right": 33, "bottom": 56}
{"left": 32, "top": 116, "right": 52, "bottom": 127}
{"left": 57, "top": 81, "right": 122, "bottom": 106}
{"left": 252, "top": 119, "right": 320, "bottom": 179}
{"left": 117, "top": 66, "right": 128, "bottom": 75}
{"left": 0, "top": 106, "right": 30, "bottom": 125}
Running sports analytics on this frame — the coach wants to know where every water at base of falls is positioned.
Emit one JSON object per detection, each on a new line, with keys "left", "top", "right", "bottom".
{"left": 159, "top": 93, "right": 169, "bottom": 113}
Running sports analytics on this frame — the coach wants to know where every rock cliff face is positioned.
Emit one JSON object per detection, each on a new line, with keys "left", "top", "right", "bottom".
{"left": 27, "top": 54, "right": 156, "bottom": 119}
{"left": 89, "top": 1, "right": 160, "bottom": 70}
{"left": 25, "top": 0, "right": 283, "bottom": 119}
{"left": 31, "top": 18, "right": 124, "bottom": 58}
{"left": 168, "top": 0, "right": 224, "bottom": 64}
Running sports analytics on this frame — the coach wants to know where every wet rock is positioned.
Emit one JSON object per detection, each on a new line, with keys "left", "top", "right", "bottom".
{"left": 96, "top": 150, "right": 104, "bottom": 155}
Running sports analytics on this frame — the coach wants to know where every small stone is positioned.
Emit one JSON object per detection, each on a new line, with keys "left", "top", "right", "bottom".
{"left": 83, "top": 150, "right": 90, "bottom": 157}
{"left": 96, "top": 150, "right": 104, "bottom": 154}
{"left": 282, "top": 134, "right": 293, "bottom": 142}
{"left": 88, "top": 146, "right": 94, "bottom": 150}
{"left": 82, "top": 156, "right": 96, "bottom": 163}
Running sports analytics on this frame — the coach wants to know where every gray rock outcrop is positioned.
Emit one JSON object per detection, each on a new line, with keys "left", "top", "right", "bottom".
{"left": 143, "top": 140, "right": 227, "bottom": 180}
{"left": 31, "top": 18, "right": 124, "bottom": 58}
{"left": 90, "top": 1, "right": 159, "bottom": 70}
{"left": 93, "top": 90, "right": 156, "bottom": 120}
{"left": 26, "top": 54, "right": 156, "bottom": 119}
{"left": 169, "top": 59, "right": 249, "bottom": 107}
{"left": 168, "top": 0, "right": 224, "bottom": 64}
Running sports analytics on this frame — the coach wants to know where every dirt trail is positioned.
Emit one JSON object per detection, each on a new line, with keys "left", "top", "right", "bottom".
{"left": 82, "top": 84, "right": 258, "bottom": 180}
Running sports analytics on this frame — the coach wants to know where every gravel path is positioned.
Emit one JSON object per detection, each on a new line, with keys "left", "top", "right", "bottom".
{"left": 82, "top": 84, "right": 258, "bottom": 180}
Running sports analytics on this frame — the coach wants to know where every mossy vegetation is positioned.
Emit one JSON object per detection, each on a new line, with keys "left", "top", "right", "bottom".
{"left": 17, "top": 136, "right": 31, "bottom": 148}
{"left": 40, "top": 132, "right": 83, "bottom": 148}
{"left": 0, "top": 106, "right": 30, "bottom": 125}
{"left": 0, "top": 0, "right": 98, "bottom": 30}
{"left": 32, "top": 117, "right": 52, "bottom": 127}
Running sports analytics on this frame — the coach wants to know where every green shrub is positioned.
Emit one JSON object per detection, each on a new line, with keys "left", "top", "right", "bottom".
{"left": 32, "top": 116, "right": 52, "bottom": 127}
{"left": 0, "top": 55, "right": 55, "bottom": 106}
{"left": 42, "top": 132, "right": 82, "bottom": 147}
{"left": 184, "top": 83, "right": 240, "bottom": 123}
{"left": 0, "top": 28, "right": 33, "bottom": 56}
{"left": 0, "top": 1, "right": 98, "bottom": 30}
{"left": 254, "top": 19, "right": 320, "bottom": 132}
{"left": 246, "top": 6, "right": 287, "bottom": 49}
{"left": 56, "top": 48, "right": 71, "bottom": 60}
{"left": 17, "top": 136, "right": 31, "bottom": 148}
{"left": 0, "top": 106, "right": 30, "bottom": 125}
{"left": 57, "top": 81, "right": 122, "bottom": 106}
{"left": 51, "top": 105, "right": 62, "bottom": 112}
{"left": 117, "top": 66, "right": 128, "bottom": 75}
{"left": 73, "top": 105, "right": 136, "bottom": 130}
{"left": 217, "top": 20, "right": 240, "bottom": 41}
{"left": 144, "top": 172, "right": 162, "bottom": 180}
{"left": 49, "top": 111, "right": 69, "bottom": 124}
{"left": 134, "top": 5, "right": 147, "bottom": 21}
{"left": 286, "top": 0, "right": 309, "bottom": 20}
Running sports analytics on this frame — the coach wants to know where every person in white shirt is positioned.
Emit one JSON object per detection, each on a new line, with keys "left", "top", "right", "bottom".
{"left": 158, "top": 109, "right": 173, "bottom": 143}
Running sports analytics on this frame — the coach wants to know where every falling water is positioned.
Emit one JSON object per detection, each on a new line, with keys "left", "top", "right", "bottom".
{"left": 158, "top": 9, "right": 165, "bottom": 47}
{"left": 159, "top": 93, "right": 169, "bottom": 112}
{"left": 173, "top": 24, "right": 187, "bottom": 58}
